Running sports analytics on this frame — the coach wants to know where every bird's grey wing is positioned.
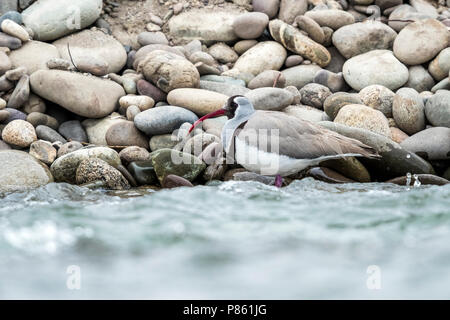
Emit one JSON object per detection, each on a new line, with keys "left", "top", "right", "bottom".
{"left": 240, "top": 111, "right": 377, "bottom": 159}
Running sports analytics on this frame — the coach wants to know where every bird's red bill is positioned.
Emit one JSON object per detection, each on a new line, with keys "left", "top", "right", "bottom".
{"left": 188, "top": 109, "right": 226, "bottom": 133}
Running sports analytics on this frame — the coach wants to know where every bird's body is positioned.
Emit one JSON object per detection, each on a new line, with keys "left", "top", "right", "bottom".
{"left": 189, "top": 95, "right": 379, "bottom": 185}
{"left": 223, "top": 110, "right": 378, "bottom": 176}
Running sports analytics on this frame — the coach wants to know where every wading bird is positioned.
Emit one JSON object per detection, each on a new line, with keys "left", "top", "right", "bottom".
{"left": 189, "top": 95, "right": 379, "bottom": 187}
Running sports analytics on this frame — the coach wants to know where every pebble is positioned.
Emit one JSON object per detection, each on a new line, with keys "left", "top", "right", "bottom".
{"left": 1, "top": 19, "right": 29, "bottom": 42}
{"left": 137, "top": 50, "right": 199, "bottom": 93}
{"left": 400, "top": 127, "right": 450, "bottom": 160}
{"left": 279, "top": 0, "right": 308, "bottom": 24}
{"left": 119, "top": 146, "right": 151, "bottom": 166}
{"left": 5, "top": 66, "right": 27, "bottom": 80}
{"left": 36, "top": 125, "right": 67, "bottom": 144}
{"left": 0, "top": 50, "right": 11, "bottom": 75}
{"left": 76, "top": 158, "right": 130, "bottom": 190}
{"left": 245, "top": 87, "right": 294, "bottom": 111}
{"left": 392, "top": 88, "right": 426, "bottom": 135}
{"left": 75, "top": 56, "right": 109, "bottom": 76}
{"left": 313, "top": 70, "right": 347, "bottom": 93}
{"left": 269, "top": 19, "right": 330, "bottom": 67}
{"left": 134, "top": 106, "right": 198, "bottom": 136}
{"left": 282, "top": 64, "right": 322, "bottom": 89}
{"left": 231, "top": 41, "right": 286, "bottom": 77}
{"left": 26, "top": 112, "right": 58, "bottom": 130}
{"left": 119, "top": 95, "right": 155, "bottom": 111}
{"left": 182, "top": 133, "right": 219, "bottom": 157}
{"left": 428, "top": 48, "right": 450, "bottom": 81}
{"left": 105, "top": 121, "right": 148, "bottom": 149}
{"left": 3, "top": 107, "right": 26, "bottom": 123}
{"left": 50, "top": 147, "right": 121, "bottom": 183}
{"left": 168, "top": 8, "right": 241, "bottom": 43}
{"left": 425, "top": 91, "right": 450, "bottom": 127}
{"left": 359, "top": 85, "right": 395, "bottom": 118}
{"left": 199, "top": 80, "right": 250, "bottom": 97}
{"left": 248, "top": 70, "right": 286, "bottom": 89}
{"left": 252, "top": 0, "right": 280, "bottom": 19}
{"left": 2, "top": 119, "right": 37, "bottom": 147}
{"left": 284, "top": 55, "right": 304, "bottom": 67}
{"left": 162, "top": 174, "right": 194, "bottom": 188}
{"left": 138, "top": 32, "right": 169, "bottom": 46}
{"left": 167, "top": 88, "right": 228, "bottom": 116}
{"left": 321, "top": 156, "right": 371, "bottom": 183}
{"left": 58, "top": 120, "right": 88, "bottom": 143}
{"left": 0, "top": 109, "right": 9, "bottom": 122}
{"left": 8, "top": 40, "right": 60, "bottom": 74}
{"left": 126, "top": 105, "right": 140, "bottom": 121}
{"left": 151, "top": 148, "right": 206, "bottom": 183}
{"left": 82, "top": 114, "right": 126, "bottom": 146}
{"left": 232, "top": 12, "right": 269, "bottom": 40}
{"left": 29, "top": 140, "right": 56, "bottom": 165}
{"left": 53, "top": 29, "right": 127, "bottom": 74}
{"left": 305, "top": 9, "right": 355, "bottom": 30}
{"left": 7, "top": 74, "right": 29, "bottom": 108}
{"left": 30, "top": 70, "right": 125, "bottom": 118}
{"left": 149, "top": 134, "right": 180, "bottom": 151}
{"left": 393, "top": 19, "right": 449, "bottom": 65}
{"left": 22, "top": 0, "right": 102, "bottom": 41}
{"left": 390, "top": 127, "right": 409, "bottom": 144}
{"left": 300, "top": 83, "right": 332, "bottom": 109}
{"left": 233, "top": 40, "right": 258, "bottom": 55}
{"left": 57, "top": 141, "right": 83, "bottom": 158}
{"left": 295, "top": 15, "right": 325, "bottom": 44}
{"left": 0, "top": 31, "right": 21, "bottom": 49}
{"left": 343, "top": 50, "right": 409, "bottom": 91}
{"left": 208, "top": 43, "right": 238, "bottom": 64}
{"left": 0, "top": 11, "right": 22, "bottom": 26}
{"left": 332, "top": 21, "right": 397, "bottom": 59}
{"left": 283, "top": 105, "right": 327, "bottom": 123}
{"left": 137, "top": 79, "right": 167, "bottom": 103}
{"left": 127, "top": 160, "right": 158, "bottom": 185}
{"left": 334, "top": 104, "right": 391, "bottom": 137}
{"left": 406, "top": 65, "right": 436, "bottom": 93}
{"left": 0, "top": 150, "right": 53, "bottom": 193}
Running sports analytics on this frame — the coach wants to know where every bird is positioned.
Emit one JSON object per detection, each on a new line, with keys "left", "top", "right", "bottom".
{"left": 189, "top": 95, "right": 380, "bottom": 187}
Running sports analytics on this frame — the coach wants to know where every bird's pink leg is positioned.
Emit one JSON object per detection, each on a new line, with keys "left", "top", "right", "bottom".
{"left": 275, "top": 175, "right": 283, "bottom": 188}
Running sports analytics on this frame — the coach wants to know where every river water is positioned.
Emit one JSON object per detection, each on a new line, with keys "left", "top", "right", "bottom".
{"left": 1, "top": 179, "right": 450, "bottom": 299}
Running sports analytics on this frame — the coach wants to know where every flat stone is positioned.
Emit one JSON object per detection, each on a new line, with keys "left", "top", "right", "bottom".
{"left": 0, "top": 150, "right": 53, "bottom": 193}
{"left": 386, "top": 174, "right": 448, "bottom": 186}
{"left": 134, "top": 106, "right": 198, "bottom": 136}
{"left": 50, "top": 146, "right": 121, "bottom": 183}
{"left": 137, "top": 31, "right": 169, "bottom": 46}
{"left": 323, "top": 92, "right": 362, "bottom": 120}
{"left": 30, "top": 70, "right": 125, "bottom": 118}
{"left": 305, "top": 9, "right": 355, "bottom": 30}
{"left": 231, "top": 41, "right": 287, "bottom": 77}
{"left": 167, "top": 88, "right": 228, "bottom": 116}
{"left": 295, "top": 15, "right": 325, "bottom": 44}
{"left": 22, "top": 0, "right": 102, "bottom": 41}
{"left": 342, "top": 50, "right": 409, "bottom": 91}
{"left": 168, "top": 8, "right": 242, "bottom": 44}
{"left": 29, "top": 140, "right": 56, "bottom": 165}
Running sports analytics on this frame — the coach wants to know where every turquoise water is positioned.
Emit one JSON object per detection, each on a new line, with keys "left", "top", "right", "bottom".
{"left": 1, "top": 179, "right": 450, "bottom": 299}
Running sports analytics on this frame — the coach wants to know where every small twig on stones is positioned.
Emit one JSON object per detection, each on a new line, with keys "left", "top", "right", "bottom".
{"left": 67, "top": 43, "right": 80, "bottom": 72}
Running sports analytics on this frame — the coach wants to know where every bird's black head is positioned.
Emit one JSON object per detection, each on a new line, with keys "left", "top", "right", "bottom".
{"left": 224, "top": 95, "right": 245, "bottom": 119}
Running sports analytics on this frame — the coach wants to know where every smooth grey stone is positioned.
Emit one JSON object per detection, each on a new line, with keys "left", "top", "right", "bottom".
{"left": 199, "top": 80, "right": 250, "bottom": 97}
{"left": 58, "top": 120, "right": 88, "bottom": 143}
{"left": 3, "top": 107, "right": 26, "bottom": 123}
{"left": 400, "top": 127, "right": 450, "bottom": 160}
{"left": 0, "top": 1, "right": 18, "bottom": 15}
{"left": 0, "top": 11, "right": 22, "bottom": 26}
{"left": 425, "top": 90, "right": 450, "bottom": 127}
{"left": 134, "top": 106, "right": 199, "bottom": 136}
{"left": 36, "top": 125, "right": 67, "bottom": 144}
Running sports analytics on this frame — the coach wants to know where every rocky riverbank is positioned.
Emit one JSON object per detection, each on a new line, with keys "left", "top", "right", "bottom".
{"left": 0, "top": 0, "right": 449, "bottom": 193}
